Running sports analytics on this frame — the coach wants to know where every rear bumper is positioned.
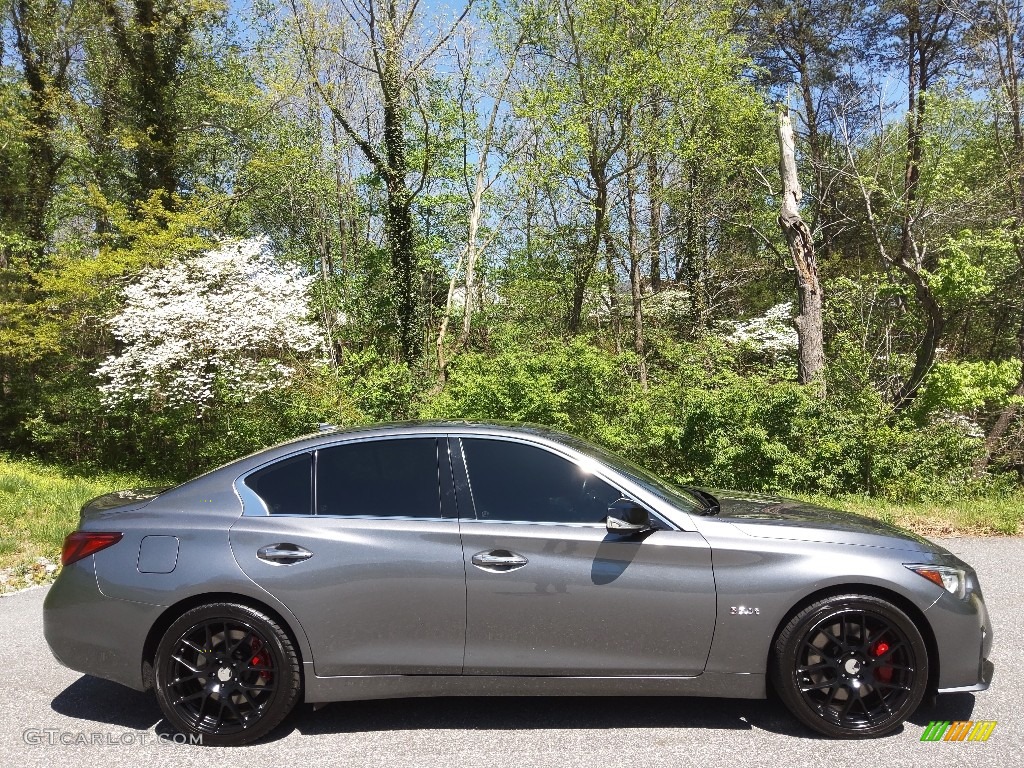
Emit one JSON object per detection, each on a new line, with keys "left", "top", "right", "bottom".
{"left": 43, "top": 559, "right": 161, "bottom": 691}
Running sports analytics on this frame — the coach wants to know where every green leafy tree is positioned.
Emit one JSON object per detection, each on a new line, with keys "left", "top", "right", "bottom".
{"left": 286, "top": 0, "right": 474, "bottom": 363}
{"left": 88, "top": 0, "right": 226, "bottom": 206}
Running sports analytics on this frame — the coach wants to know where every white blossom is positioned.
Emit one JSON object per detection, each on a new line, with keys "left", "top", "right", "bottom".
{"left": 934, "top": 411, "right": 986, "bottom": 439}
{"left": 645, "top": 288, "right": 692, "bottom": 325}
{"left": 724, "top": 302, "right": 799, "bottom": 353}
{"left": 95, "top": 237, "right": 324, "bottom": 410}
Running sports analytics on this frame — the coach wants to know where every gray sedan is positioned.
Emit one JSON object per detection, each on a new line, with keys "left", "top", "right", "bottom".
{"left": 43, "top": 422, "right": 993, "bottom": 746}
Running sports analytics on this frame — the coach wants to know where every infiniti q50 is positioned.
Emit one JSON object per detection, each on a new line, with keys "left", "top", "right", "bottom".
{"left": 43, "top": 422, "right": 993, "bottom": 745}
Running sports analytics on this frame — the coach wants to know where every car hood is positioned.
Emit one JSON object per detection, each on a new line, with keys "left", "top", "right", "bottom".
{"left": 80, "top": 487, "right": 171, "bottom": 522}
{"left": 707, "top": 489, "right": 943, "bottom": 554}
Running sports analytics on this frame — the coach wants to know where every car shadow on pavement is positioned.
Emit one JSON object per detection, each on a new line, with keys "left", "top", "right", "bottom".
{"left": 50, "top": 680, "right": 972, "bottom": 746}
{"left": 290, "top": 696, "right": 820, "bottom": 740}
{"left": 291, "top": 692, "right": 977, "bottom": 742}
{"left": 908, "top": 692, "right": 977, "bottom": 725}
{"left": 50, "top": 676, "right": 163, "bottom": 731}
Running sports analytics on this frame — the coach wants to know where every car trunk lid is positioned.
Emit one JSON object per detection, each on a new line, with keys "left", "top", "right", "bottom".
{"left": 79, "top": 487, "right": 171, "bottom": 523}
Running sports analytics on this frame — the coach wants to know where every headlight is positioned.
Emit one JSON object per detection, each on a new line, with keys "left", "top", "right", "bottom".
{"left": 906, "top": 564, "right": 968, "bottom": 599}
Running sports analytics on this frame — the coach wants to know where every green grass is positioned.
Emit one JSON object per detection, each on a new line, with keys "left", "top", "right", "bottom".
{"left": 0, "top": 456, "right": 161, "bottom": 576}
{"left": 797, "top": 493, "right": 1024, "bottom": 537}
{"left": 0, "top": 455, "right": 1020, "bottom": 592}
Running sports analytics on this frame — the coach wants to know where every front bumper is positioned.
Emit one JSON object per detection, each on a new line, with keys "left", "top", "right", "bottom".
{"left": 937, "top": 657, "right": 994, "bottom": 694}
{"left": 925, "top": 585, "right": 993, "bottom": 693}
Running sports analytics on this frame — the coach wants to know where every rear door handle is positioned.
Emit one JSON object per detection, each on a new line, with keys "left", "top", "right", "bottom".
{"left": 471, "top": 549, "right": 528, "bottom": 572}
{"left": 257, "top": 543, "right": 313, "bottom": 565}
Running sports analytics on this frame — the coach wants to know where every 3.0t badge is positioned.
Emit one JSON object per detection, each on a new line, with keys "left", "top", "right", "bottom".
{"left": 730, "top": 606, "right": 760, "bottom": 615}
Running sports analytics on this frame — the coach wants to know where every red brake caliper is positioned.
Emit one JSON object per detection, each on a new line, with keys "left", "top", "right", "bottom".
{"left": 871, "top": 640, "right": 893, "bottom": 683}
{"left": 250, "top": 637, "right": 273, "bottom": 681}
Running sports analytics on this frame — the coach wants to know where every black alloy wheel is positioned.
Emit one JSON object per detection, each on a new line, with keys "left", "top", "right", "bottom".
{"left": 772, "top": 594, "right": 929, "bottom": 738}
{"left": 154, "top": 603, "right": 301, "bottom": 746}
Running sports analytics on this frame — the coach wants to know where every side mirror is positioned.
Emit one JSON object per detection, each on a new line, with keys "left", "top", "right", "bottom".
{"left": 606, "top": 498, "right": 653, "bottom": 533}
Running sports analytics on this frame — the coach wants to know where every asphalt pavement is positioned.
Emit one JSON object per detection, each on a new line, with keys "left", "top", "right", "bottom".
{"left": 1, "top": 537, "right": 1019, "bottom": 768}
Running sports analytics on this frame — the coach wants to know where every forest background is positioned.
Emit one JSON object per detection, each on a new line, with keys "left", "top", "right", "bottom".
{"left": 3, "top": 0, "right": 1024, "bottom": 560}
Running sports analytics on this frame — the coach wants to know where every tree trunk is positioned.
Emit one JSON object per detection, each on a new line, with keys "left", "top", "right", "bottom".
{"left": 796, "top": 50, "right": 832, "bottom": 257}
{"left": 135, "top": 0, "right": 181, "bottom": 202}
{"left": 384, "top": 184, "right": 418, "bottom": 361}
{"left": 676, "top": 166, "right": 710, "bottom": 337}
{"left": 12, "top": 0, "right": 72, "bottom": 256}
{"left": 603, "top": 242, "right": 622, "bottom": 354}
{"left": 100, "top": 0, "right": 190, "bottom": 206}
{"left": 290, "top": 0, "right": 440, "bottom": 364}
{"left": 569, "top": 178, "right": 608, "bottom": 334}
{"left": 435, "top": 169, "right": 485, "bottom": 383}
{"left": 889, "top": 1, "right": 955, "bottom": 409}
{"left": 776, "top": 106, "right": 825, "bottom": 390}
{"left": 976, "top": 0, "right": 1024, "bottom": 472}
{"left": 459, "top": 165, "right": 487, "bottom": 351}
{"left": 892, "top": 265, "right": 944, "bottom": 405}
{"left": 435, "top": 247, "right": 465, "bottom": 384}
{"left": 629, "top": 235, "right": 647, "bottom": 388}
{"left": 380, "top": 13, "right": 420, "bottom": 363}
{"left": 647, "top": 150, "right": 662, "bottom": 293}
{"left": 625, "top": 147, "right": 647, "bottom": 389}
{"left": 975, "top": 317, "right": 1024, "bottom": 473}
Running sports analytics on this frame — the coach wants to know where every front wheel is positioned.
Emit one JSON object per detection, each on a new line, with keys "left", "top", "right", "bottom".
{"left": 154, "top": 603, "right": 301, "bottom": 746}
{"left": 771, "top": 594, "right": 928, "bottom": 738}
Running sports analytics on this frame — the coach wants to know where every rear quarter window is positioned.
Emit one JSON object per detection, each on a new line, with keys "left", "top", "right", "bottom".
{"left": 243, "top": 453, "right": 313, "bottom": 515}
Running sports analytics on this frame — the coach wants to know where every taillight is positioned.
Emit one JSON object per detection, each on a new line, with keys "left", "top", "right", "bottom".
{"left": 61, "top": 531, "right": 123, "bottom": 566}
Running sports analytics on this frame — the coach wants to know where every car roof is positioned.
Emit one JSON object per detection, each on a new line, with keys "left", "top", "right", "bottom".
{"left": 186, "top": 420, "right": 581, "bottom": 484}
{"left": 261, "top": 419, "right": 575, "bottom": 455}
{"left": 157, "top": 420, "right": 700, "bottom": 531}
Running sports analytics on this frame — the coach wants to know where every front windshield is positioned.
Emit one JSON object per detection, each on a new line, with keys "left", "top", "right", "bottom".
{"left": 551, "top": 433, "right": 703, "bottom": 513}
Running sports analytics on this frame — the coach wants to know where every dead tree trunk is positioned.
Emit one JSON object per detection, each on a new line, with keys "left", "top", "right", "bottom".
{"left": 975, "top": 0, "right": 1024, "bottom": 472}
{"left": 777, "top": 106, "right": 825, "bottom": 390}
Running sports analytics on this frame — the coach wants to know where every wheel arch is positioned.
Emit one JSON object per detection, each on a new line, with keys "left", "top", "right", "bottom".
{"left": 766, "top": 583, "right": 940, "bottom": 696}
{"left": 141, "top": 591, "right": 308, "bottom": 692}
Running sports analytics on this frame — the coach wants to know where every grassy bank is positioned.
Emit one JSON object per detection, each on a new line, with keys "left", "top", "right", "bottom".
{"left": 1, "top": 456, "right": 1020, "bottom": 592}
{"left": 799, "top": 493, "right": 1024, "bottom": 537}
{"left": 0, "top": 457, "right": 161, "bottom": 590}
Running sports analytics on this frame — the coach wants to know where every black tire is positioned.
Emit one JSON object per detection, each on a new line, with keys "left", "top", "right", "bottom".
{"left": 771, "top": 594, "right": 928, "bottom": 738}
{"left": 154, "top": 602, "right": 301, "bottom": 746}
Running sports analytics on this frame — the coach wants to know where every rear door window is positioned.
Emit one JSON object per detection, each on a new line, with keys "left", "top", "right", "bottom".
{"left": 316, "top": 438, "right": 442, "bottom": 518}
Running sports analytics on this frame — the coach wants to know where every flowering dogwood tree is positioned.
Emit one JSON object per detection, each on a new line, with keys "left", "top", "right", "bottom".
{"left": 725, "top": 302, "right": 799, "bottom": 355}
{"left": 95, "top": 238, "right": 323, "bottom": 410}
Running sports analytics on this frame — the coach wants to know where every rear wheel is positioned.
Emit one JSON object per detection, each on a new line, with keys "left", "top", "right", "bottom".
{"left": 154, "top": 603, "right": 301, "bottom": 746}
{"left": 771, "top": 594, "right": 928, "bottom": 738}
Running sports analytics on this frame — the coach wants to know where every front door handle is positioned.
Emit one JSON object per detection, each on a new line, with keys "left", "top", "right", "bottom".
{"left": 471, "top": 549, "right": 528, "bottom": 572}
{"left": 257, "top": 543, "right": 313, "bottom": 565}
